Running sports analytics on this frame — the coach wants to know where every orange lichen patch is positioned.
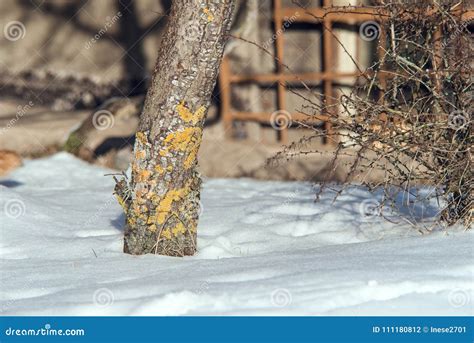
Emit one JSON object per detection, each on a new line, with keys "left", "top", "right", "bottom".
{"left": 136, "top": 169, "right": 152, "bottom": 183}
{"left": 131, "top": 203, "right": 141, "bottom": 214}
{"left": 135, "top": 150, "right": 146, "bottom": 160}
{"left": 131, "top": 162, "right": 143, "bottom": 179}
{"left": 136, "top": 131, "right": 148, "bottom": 145}
{"left": 131, "top": 162, "right": 139, "bottom": 173}
{"left": 148, "top": 224, "right": 157, "bottom": 232}
{"left": 203, "top": 8, "right": 214, "bottom": 22}
{"left": 136, "top": 193, "right": 147, "bottom": 205}
{"left": 176, "top": 102, "right": 206, "bottom": 125}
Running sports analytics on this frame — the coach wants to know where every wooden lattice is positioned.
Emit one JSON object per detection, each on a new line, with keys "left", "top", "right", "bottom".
{"left": 218, "top": 0, "right": 473, "bottom": 144}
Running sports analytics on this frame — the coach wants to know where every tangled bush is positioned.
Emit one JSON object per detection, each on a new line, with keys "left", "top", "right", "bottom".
{"left": 280, "top": 0, "right": 472, "bottom": 227}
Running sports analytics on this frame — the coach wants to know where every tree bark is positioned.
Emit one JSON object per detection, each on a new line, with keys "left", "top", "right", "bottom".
{"left": 116, "top": 0, "right": 234, "bottom": 256}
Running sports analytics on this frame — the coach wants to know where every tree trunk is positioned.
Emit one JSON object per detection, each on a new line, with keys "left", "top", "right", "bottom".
{"left": 116, "top": 0, "right": 234, "bottom": 256}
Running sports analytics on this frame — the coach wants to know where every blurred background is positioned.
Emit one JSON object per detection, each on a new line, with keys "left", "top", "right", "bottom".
{"left": 1, "top": 0, "right": 467, "bottom": 181}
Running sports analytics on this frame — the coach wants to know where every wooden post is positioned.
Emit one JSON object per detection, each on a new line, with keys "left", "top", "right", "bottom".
{"left": 323, "top": 0, "right": 335, "bottom": 144}
{"left": 219, "top": 56, "right": 233, "bottom": 138}
{"left": 274, "top": 0, "right": 288, "bottom": 144}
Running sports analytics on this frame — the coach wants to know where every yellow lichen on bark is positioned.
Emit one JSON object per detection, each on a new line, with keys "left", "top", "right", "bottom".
{"left": 161, "top": 228, "right": 172, "bottom": 240}
{"left": 171, "top": 222, "right": 186, "bottom": 236}
{"left": 136, "top": 131, "right": 148, "bottom": 145}
{"left": 183, "top": 140, "right": 200, "bottom": 169}
{"left": 151, "top": 182, "right": 191, "bottom": 225}
{"left": 176, "top": 102, "right": 206, "bottom": 125}
{"left": 129, "top": 201, "right": 148, "bottom": 224}
{"left": 156, "top": 188, "right": 187, "bottom": 224}
{"left": 163, "top": 128, "right": 198, "bottom": 150}
{"left": 127, "top": 216, "right": 136, "bottom": 227}
{"left": 159, "top": 222, "right": 186, "bottom": 241}
{"left": 122, "top": 0, "right": 234, "bottom": 256}
{"left": 143, "top": 176, "right": 199, "bottom": 238}
{"left": 159, "top": 127, "right": 202, "bottom": 169}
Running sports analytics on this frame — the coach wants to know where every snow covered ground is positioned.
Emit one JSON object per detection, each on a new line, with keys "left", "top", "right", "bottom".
{"left": 0, "top": 153, "right": 472, "bottom": 315}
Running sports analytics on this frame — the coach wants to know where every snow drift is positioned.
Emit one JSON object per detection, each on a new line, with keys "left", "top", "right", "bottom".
{"left": 0, "top": 153, "right": 472, "bottom": 315}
